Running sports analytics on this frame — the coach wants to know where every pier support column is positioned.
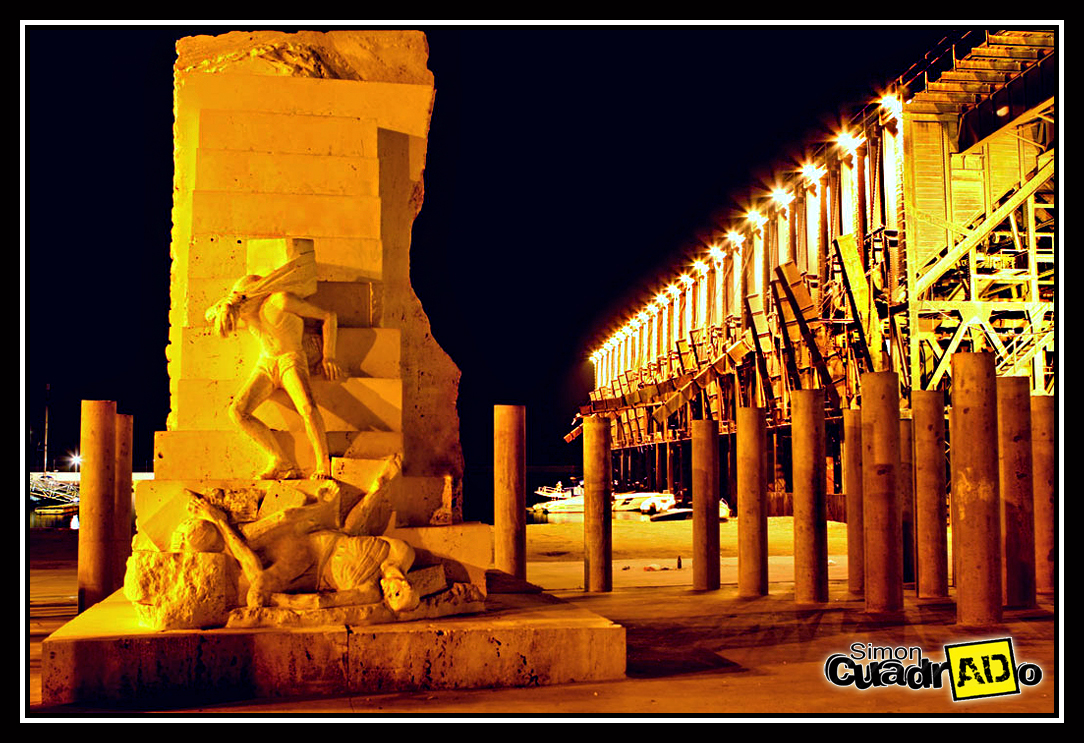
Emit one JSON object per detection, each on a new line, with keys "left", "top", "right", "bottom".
{"left": 692, "top": 419, "right": 720, "bottom": 591}
{"left": 912, "top": 390, "right": 948, "bottom": 599}
{"left": 737, "top": 407, "right": 768, "bottom": 597}
{"left": 666, "top": 440, "right": 676, "bottom": 494}
{"left": 1031, "top": 395, "right": 1056, "bottom": 595}
{"left": 792, "top": 389, "right": 828, "bottom": 604}
{"left": 583, "top": 415, "right": 613, "bottom": 592}
{"left": 494, "top": 405, "right": 527, "bottom": 580}
{"left": 861, "top": 372, "right": 903, "bottom": 614}
{"left": 112, "top": 413, "right": 134, "bottom": 593}
{"left": 655, "top": 442, "right": 664, "bottom": 493}
{"left": 900, "top": 418, "right": 916, "bottom": 586}
{"left": 842, "top": 408, "right": 864, "bottom": 595}
{"left": 998, "top": 377, "right": 1036, "bottom": 608}
{"left": 78, "top": 399, "right": 116, "bottom": 613}
{"left": 952, "top": 352, "right": 1002, "bottom": 627}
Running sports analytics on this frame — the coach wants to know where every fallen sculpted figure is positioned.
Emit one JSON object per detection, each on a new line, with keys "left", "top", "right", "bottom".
{"left": 183, "top": 465, "right": 421, "bottom": 615}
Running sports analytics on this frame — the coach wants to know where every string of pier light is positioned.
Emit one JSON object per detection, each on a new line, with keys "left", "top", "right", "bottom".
{"left": 588, "top": 90, "right": 906, "bottom": 371}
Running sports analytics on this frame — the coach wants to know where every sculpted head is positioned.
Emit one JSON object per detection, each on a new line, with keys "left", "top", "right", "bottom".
{"left": 205, "top": 274, "right": 263, "bottom": 337}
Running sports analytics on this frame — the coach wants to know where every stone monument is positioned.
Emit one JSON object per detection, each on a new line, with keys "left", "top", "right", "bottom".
{"left": 125, "top": 29, "right": 489, "bottom": 630}
{"left": 41, "top": 31, "right": 625, "bottom": 706}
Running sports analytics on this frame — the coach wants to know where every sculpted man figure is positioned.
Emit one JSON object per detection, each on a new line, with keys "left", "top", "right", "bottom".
{"left": 206, "top": 272, "right": 342, "bottom": 480}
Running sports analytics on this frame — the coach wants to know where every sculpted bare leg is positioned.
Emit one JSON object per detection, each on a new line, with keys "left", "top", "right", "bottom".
{"left": 280, "top": 365, "right": 333, "bottom": 479}
{"left": 230, "top": 370, "right": 301, "bottom": 480}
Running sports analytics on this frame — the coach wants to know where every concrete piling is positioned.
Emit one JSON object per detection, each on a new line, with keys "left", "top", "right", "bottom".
{"left": 494, "top": 405, "right": 527, "bottom": 580}
{"left": 78, "top": 399, "right": 117, "bottom": 613}
{"left": 112, "top": 413, "right": 134, "bottom": 593}
{"left": 951, "top": 352, "right": 1002, "bottom": 627}
{"left": 737, "top": 406, "right": 768, "bottom": 597}
{"left": 1030, "top": 395, "right": 1056, "bottom": 595}
{"left": 842, "top": 408, "right": 864, "bottom": 595}
{"left": 899, "top": 418, "right": 916, "bottom": 586}
{"left": 792, "top": 389, "right": 828, "bottom": 604}
{"left": 691, "top": 419, "right": 720, "bottom": 591}
{"left": 912, "top": 389, "right": 948, "bottom": 599}
{"left": 583, "top": 415, "right": 613, "bottom": 592}
{"left": 861, "top": 372, "right": 903, "bottom": 614}
{"left": 997, "top": 377, "right": 1036, "bottom": 608}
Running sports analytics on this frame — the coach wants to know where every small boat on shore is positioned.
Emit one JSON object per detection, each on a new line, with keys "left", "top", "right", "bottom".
{"left": 648, "top": 499, "right": 731, "bottom": 522}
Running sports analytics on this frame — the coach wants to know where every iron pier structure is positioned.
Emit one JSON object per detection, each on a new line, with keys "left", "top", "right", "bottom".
{"left": 574, "top": 29, "right": 1056, "bottom": 505}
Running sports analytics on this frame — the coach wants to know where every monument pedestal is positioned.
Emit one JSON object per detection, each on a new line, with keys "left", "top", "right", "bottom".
{"left": 41, "top": 582, "right": 627, "bottom": 708}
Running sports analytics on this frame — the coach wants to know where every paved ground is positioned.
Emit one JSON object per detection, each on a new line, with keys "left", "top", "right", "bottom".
{"left": 23, "top": 523, "right": 1062, "bottom": 720}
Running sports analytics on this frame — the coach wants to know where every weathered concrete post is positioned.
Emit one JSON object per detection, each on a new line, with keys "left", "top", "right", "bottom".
{"left": 912, "top": 389, "right": 948, "bottom": 599}
{"left": 112, "top": 413, "right": 134, "bottom": 593}
{"left": 997, "top": 377, "right": 1036, "bottom": 608}
{"left": 899, "top": 418, "right": 916, "bottom": 586}
{"left": 78, "top": 399, "right": 117, "bottom": 613}
{"left": 666, "top": 439, "right": 676, "bottom": 494}
{"left": 842, "top": 408, "right": 864, "bottom": 595}
{"left": 861, "top": 372, "right": 903, "bottom": 614}
{"left": 952, "top": 352, "right": 1002, "bottom": 626}
{"left": 737, "top": 406, "right": 768, "bottom": 597}
{"left": 655, "top": 441, "right": 664, "bottom": 493}
{"left": 583, "top": 415, "right": 613, "bottom": 592}
{"left": 792, "top": 389, "right": 828, "bottom": 604}
{"left": 692, "top": 419, "right": 720, "bottom": 590}
{"left": 494, "top": 405, "right": 527, "bottom": 580}
{"left": 1031, "top": 395, "right": 1056, "bottom": 595}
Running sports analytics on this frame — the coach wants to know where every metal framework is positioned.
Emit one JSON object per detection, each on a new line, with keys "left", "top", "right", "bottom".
{"left": 575, "top": 29, "right": 1056, "bottom": 457}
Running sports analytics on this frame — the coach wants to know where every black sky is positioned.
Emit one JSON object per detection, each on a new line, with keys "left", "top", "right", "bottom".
{"left": 22, "top": 23, "right": 967, "bottom": 519}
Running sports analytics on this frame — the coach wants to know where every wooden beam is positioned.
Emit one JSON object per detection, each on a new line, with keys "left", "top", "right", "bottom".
{"left": 832, "top": 234, "right": 876, "bottom": 372}
{"left": 775, "top": 265, "right": 841, "bottom": 410}
{"left": 744, "top": 296, "right": 776, "bottom": 411}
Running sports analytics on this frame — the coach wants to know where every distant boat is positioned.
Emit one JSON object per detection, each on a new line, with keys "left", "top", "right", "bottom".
{"left": 531, "top": 491, "right": 660, "bottom": 515}
{"left": 532, "top": 494, "right": 585, "bottom": 513}
{"left": 649, "top": 499, "right": 731, "bottom": 522}
{"left": 533, "top": 482, "right": 583, "bottom": 501}
{"left": 638, "top": 493, "right": 676, "bottom": 514}
{"left": 649, "top": 507, "right": 692, "bottom": 522}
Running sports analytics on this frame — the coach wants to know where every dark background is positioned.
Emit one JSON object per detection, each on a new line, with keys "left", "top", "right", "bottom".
{"left": 23, "top": 23, "right": 966, "bottom": 522}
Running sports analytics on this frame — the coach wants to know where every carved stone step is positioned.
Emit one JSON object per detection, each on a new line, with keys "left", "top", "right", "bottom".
{"left": 175, "top": 377, "right": 402, "bottom": 433}
{"left": 153, "top": 429, "right": 403, "bottom": 480}
{"left": 178, "top": 326, "right": 400, "bottom": 380}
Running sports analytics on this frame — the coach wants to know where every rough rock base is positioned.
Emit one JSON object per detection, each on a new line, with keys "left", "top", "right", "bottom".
{"left": 40, "top": 587, "right": 626, "bottom": 708}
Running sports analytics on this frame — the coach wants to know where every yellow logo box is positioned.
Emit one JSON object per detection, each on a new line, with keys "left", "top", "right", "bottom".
{"left": 944, "top": 638, "right": 1020, "bottom": 701}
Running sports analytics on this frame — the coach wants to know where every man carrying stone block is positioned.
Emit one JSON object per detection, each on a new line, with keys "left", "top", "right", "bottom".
{"left": 206, "top": 253, "right": 342, "bottom": 480}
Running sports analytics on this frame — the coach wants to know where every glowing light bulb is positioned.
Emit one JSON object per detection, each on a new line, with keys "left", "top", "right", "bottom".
{"left": 772, "top": 188, "right": 794, "bottom": 207}
{"left": 880, "top": 93, "right": 903, "bottom": 120}
{"left": 802, "top": 163, "right": 826, "bottom": 183}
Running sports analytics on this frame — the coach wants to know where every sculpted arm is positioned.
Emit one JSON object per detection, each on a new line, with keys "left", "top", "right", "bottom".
{"left": 185, "top": 490, "right": 264, "bottom": 583}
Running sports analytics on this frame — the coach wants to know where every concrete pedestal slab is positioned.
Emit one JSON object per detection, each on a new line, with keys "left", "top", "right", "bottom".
{"left": 41, "top": 587, "right": 625, "bottom": 708}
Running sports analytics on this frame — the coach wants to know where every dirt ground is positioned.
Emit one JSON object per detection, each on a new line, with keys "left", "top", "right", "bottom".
{"left": 526, "top": 517, "right": 851, "bottom": 561}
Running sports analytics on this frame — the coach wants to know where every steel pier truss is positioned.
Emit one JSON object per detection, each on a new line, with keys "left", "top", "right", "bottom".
{"left": 576, "top": 29, "right": 1055, "bottom": 447}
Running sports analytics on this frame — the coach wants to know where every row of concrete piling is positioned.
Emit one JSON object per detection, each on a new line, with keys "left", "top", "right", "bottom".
{"left": 72, "top": 400, "right": 135, "bottom": 612}
{"left": 494, "top": 352, "right": 1056, "bottom": 627}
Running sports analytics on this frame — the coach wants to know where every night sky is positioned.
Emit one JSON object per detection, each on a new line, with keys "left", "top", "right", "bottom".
{"left": 23, "top": 23, "right": 965, "bottom": 521}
